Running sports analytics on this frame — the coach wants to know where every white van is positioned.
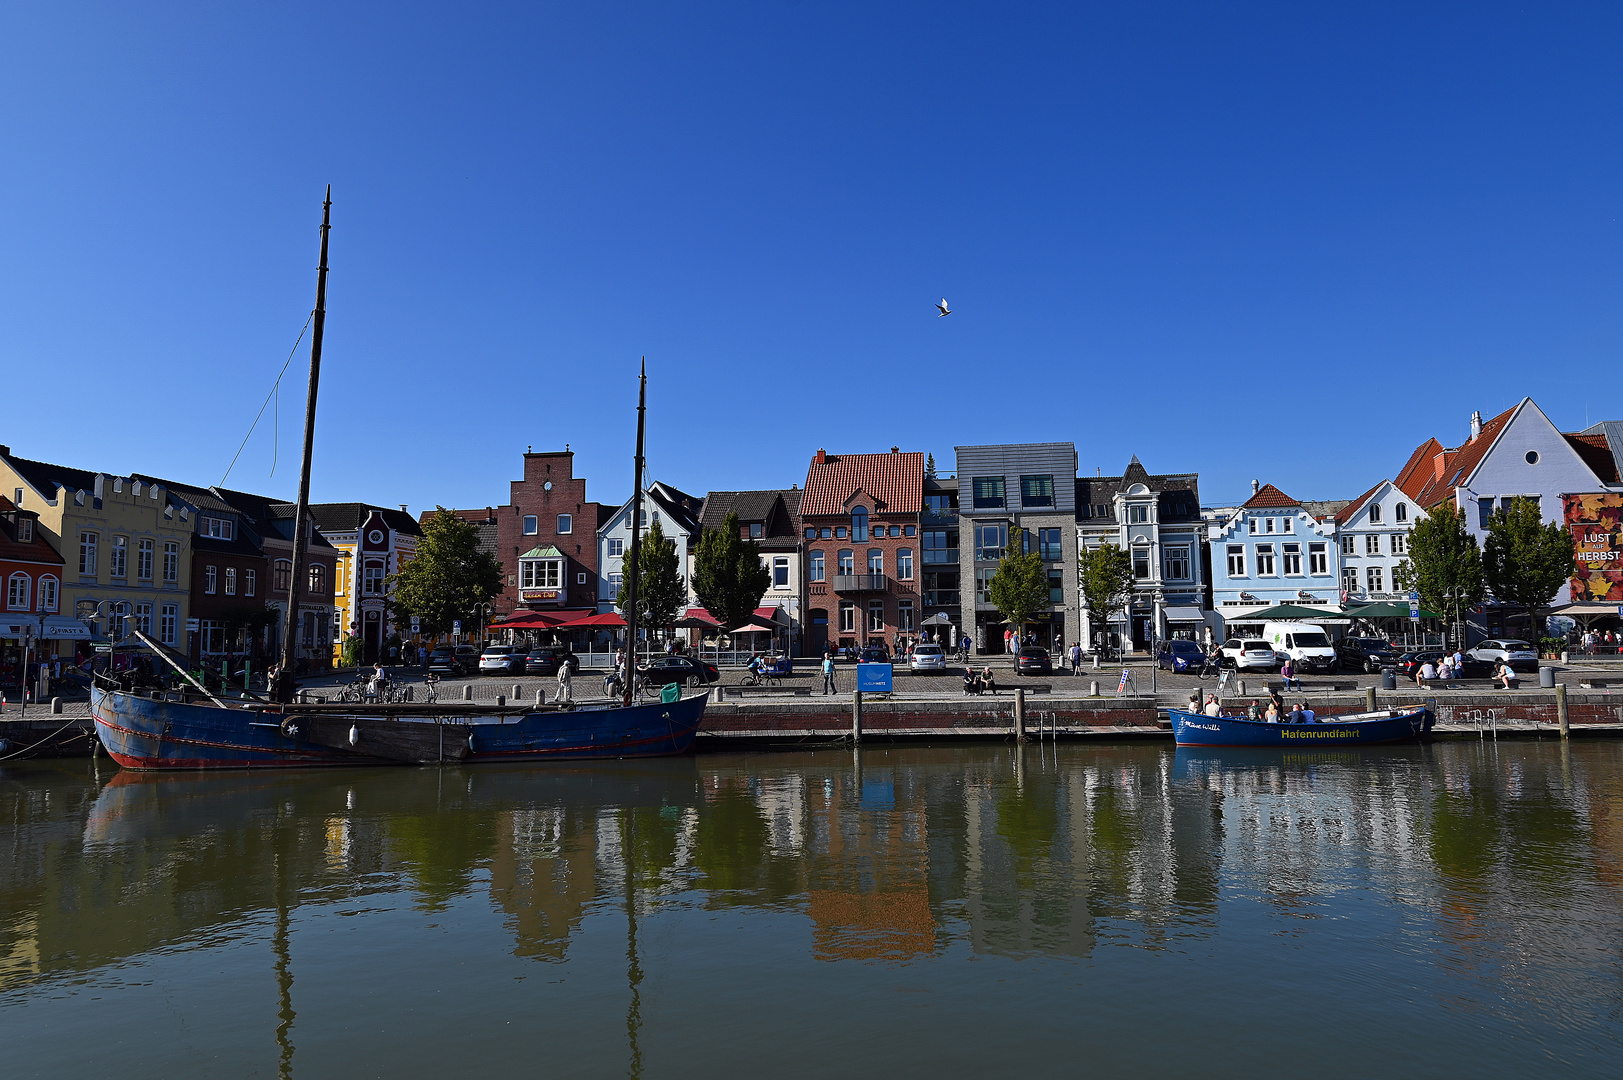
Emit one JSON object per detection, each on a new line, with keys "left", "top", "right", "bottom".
{"left": 1263, "top": 622, "right": 1337, "bottom": 673}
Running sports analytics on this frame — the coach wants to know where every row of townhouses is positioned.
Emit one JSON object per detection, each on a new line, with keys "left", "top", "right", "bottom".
{"left": 5, "top": 397, "right": 1621, "bottom": 686}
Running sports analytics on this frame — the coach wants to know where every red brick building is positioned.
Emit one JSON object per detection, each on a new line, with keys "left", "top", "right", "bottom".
{"left": 801, "top": 448, "right": 925, "bottom": 656}
{"left": 1, "top": 496, "right": 64, "bottom": 690}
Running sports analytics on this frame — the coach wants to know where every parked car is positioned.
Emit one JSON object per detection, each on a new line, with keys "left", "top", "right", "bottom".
{"left": 1336, "top": 636, "right": 1401, "bottom": 674}
{"left": 479, "top": 645, "right": 526, "bottom": 675}
{"left": 1264, "top": 622, "right": 1337, "bottom": 672}
{"left": 1218, "top": 638, "right": 1277, "bottom": 671}
{"left": 1467, "top": 639, "right": 1539, "bottom": 673}
{"left": 524, "top": 647, "right": 581, "bottom": 676}
{"left": 639, "top": 655, "right": 719, "bottom": 688}
{"left": 1015, "top": 646, "right": 1052, "bottom": 675}
{"left": 909, "top": 643, "right": 946, "bottom": 672}
{"left": 427, "top": 646, "right": 474, "bottom": 677}
{"left": 1394, "top": 651, "right": 1493, "bottom": 680}
{"left": 1156, "top": 639, "right": 1207, "bottom": 673}
{"left": 858, "top": 646, "right": 891, "bottom": 664}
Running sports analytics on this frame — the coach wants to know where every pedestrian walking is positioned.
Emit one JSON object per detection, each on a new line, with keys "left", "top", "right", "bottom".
{"left": 554, "top": 662, "right": 573, "bottom": 703}
{"left": 1068, "top": 641, "right": 1082, "bottom": 675}
{"left": 822, "top": 654, "right": 836, "bottom": 695}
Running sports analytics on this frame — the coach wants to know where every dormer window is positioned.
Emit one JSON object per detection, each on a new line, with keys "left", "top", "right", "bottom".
{"left": 202, "top": 517, "right": 233, "bottom": 540}
{"left": 852, "top": 506, "right": 868, "bottom": 542}
{"left": 16, "top": 517, "right": 31, "bottom": 542}
{"left": 749, "top": 523, "right": 764, "bottom": 539}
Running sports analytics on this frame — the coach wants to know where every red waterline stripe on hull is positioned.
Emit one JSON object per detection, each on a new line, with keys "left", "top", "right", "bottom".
{"left": 94, "top": 713, "right": 344, "bottom": 760}
{"left": 94, "top": 713, "right": 372, "bottom": 767}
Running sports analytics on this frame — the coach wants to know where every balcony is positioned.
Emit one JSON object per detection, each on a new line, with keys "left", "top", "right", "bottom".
{"left": 923, "top": 590, "right": 960, "bottom": 607}
{"left": 922, "top": 548, "right": 960, "bottom": 565}
{"left": 832, "top": 573, "right": 888, "bottom": 593}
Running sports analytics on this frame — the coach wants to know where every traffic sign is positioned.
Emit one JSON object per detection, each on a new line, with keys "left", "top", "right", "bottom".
{"left": 411, "top": 616, "right": 421, "bottom": 634}
{"left": 452, "top": 620, "right": 462, "bottom": 635}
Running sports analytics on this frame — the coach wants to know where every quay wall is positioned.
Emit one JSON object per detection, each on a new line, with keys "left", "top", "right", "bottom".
{"left": 698, "top": 695, "right": 1161, "bottom": 739}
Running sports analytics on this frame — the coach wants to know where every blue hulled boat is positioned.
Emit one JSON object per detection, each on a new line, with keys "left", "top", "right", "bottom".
{"left": 92, "top": 685, "right": 706, "bottom": 770}
{"left": 1168, "top": 706, "right": 1432, "bottom": 747}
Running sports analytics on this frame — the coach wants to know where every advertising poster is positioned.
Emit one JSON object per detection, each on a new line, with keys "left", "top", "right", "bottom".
{"left": 1562, "top": 492, "right": 1623, "bottom": 603}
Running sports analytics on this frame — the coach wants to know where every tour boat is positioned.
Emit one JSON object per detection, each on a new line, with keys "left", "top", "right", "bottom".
{"left": 1167, "top": 706, "right": 1433, "bottom": 747}
{"left": 90, "top": 193, "right": 704, "bottom": 770}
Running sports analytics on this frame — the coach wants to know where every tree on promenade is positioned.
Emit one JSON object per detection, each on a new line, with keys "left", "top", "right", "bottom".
{"left": 1077, "top": 542, "right": 1134, "bottom": 648}
{"left": 1483, "top": 497, "right": 1576, "bottom": 630}
{"left": 617, "top": 517, "right": 685, "bottom": 634}
{"left": 691, "top": 510, "right": 771, "bottom": 631}
{"left": 1393, "top": 503, "right": 1485, "bottom": 630}
{"left": 389, "top": 508, "right": 503, "bottom": 636}
{"left": 988, "top": 527, "right": 1049, "bottom": 646}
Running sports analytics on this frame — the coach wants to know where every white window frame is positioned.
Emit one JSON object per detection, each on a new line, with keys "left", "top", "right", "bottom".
{"left": 867, "top": 599, "right": 885, "bottom": 633}
{"left": 607, "top": 538, "right": 624, "bottom": 557}
{"left": 898, "top": 600, "right": 915, "bottom": 632}
{"left": 809, "top": 550, "right": 825, "bottom": 582}
{"left": 224, "top": 567, "right": 237, "bottom": 595}
{"left": 204, "top": 565, "right": 217, "bottom": 594}
{"left": 1391, "top": 533, "right": 1407, "bottom": 556}
{"left": 1226, "top": 545, "right": 1245, "bottom": 577}
{"left": 79, "top": 531, "right": 98, "bottom": 576}
{"left": 1342, "top": 535, "right": 1356, "bottom": 556}
{"left": 1365, "top": 534, "right": 1381, "bottom": 556}
{"left": 109, "top": 535, "right": 127, "bottom": 579}
{"left": 838, "top": 602, "right": 855, "bottom": 633}
{"left": 16, "top": 517, "right": 31, "bottom": 542}
{"left": 1282, "top": 542, "right": 1302, "bottom": 576}
{"left": 164, "top": 542, "right": 179, "bottom": 582}
{"left": 1309, "top": 543, "right": 1328, "bottom": 575}
{"left": 7, "top": 572, "right": 29, "bottom": 611}
{"left": 773, "top": 556, "right": 790, "bottom": 588}
{"left": 137, "top": 538, "right": 153, "bottom": 580}
{"left": 523, "top": 516, "right": 539, "bottom": 535}
{"left": 1164, "top": 545, "right": 1191, "bottom": 581}
{"left": 133, "top": 603, "right": 153, "bottom": 635}
{"left": 38, "top": 575, "right": 58, "bottom": 612}
{"left": 896, "top": 548, "right": 913, "bottom": 580}
{"left": 1367, "top": 566, "right": 1384, "bottom": 593}
{"left": 1255, "top": 543, "right": 1276, "bottom": 577}
{"left": 520, "top": 559, "right": 562, "bottom": 589}
{"left": 557, "top": 514, "right": 572, "bottom": 534}
{"left": 160, "top": 603, "right": 177, "bottom": 645}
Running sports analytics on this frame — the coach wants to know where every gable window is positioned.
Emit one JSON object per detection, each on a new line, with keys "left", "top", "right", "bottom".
{"left": 137, "top": 538, "right": 153, "bottom": 580}
{"left": 1395, "top": 503, "right": 1408, "bottom": 522}
{"left": 79, "top": 532, "right": 98, "bottom": 576}
{"left": 1019, "top": 474, "right": 1054, "bottom": 508}
{"left": 1256, "top": 544, "right": 1276, "bottom": 576}
{"left": 1369, "top": 504, "right": 1382, "bottom": 524}
{"left": 16, "top": 517, "right": 31, "bottom": 542}
{"left": 1226, "top": 545, "right": 1245, "bottom": 577}
{"left": 204, "top": 565, "right": 217, "bottom": 594}
{"left": 897, "top": 548, "right": 913, "bottom": 580}
{"left": 809, "top": 550, "right": 825, "bottom": 581}
{"left": 224, "top": 567, "right": 237, "bottom": 595}
{"left": 971, "top": 477, "right": 1006, "bottom": 509}
{"left": 838, "top": 602, "right": 855, "bottom": 633}
{"left": 274, "top": 560, "right": 292, "bottom": 592}
{"left": 772, "top": 556, "right": 790, "bottom": 588}
{"left": 1164, "top": 546, "right": 1191, "bottom": 580}
{"left": 608, "top": 538, "right": 624, "bottom": 557}
{"left": 1282, "top": 543, "right": 1302, "bottom": 575}
{"left": 164, "top": 542, "right": 179, "bottom": 582}
{"left": 852, "top": 507, "right": 868, "bottom": 542}
{"left": 523, "top": 516, "right": 538, "bottom": 535}
{"left": 7, "top": 573, "right": 29, "bottom": 610}
{"left": 245, "top": 569, "right": 257, "bottom": 597}
{"left": 1128, "top": 504, "right": 1149, "bottom": 524}
{"left": 557, "top": 514, "right": 572, "bottom": 534}
{"left": 38, "top": 576, "right": 58, "bottom": 612}
{"left": 837, "top": 549, "right": 854, "bottom": 575}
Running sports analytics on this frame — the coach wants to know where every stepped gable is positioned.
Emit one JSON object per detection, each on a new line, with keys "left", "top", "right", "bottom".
{"left": 800, "top": 449, "right": 925, "bottom": 517}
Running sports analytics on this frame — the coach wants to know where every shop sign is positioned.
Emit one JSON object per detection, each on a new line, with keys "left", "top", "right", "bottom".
{"left": 521, "top": 589, "right": 561, "bottom": 603}
{"left": 1563, "top": 493, "right": 1623, "bottom": 603}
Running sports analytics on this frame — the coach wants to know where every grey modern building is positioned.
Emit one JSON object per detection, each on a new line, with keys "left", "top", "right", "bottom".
{"left": 1076, "top": 457, "right": 1204, "bottom": 653}
{"left": 954, "top": 443, "right": 1079, "bottom": 656}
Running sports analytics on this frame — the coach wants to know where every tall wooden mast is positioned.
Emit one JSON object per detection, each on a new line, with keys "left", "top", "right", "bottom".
{"left": 622, "top": 358, "right": 647, "bottom": 706}
{"left": 274, "top": 187, "right": 331, "bottom": 704}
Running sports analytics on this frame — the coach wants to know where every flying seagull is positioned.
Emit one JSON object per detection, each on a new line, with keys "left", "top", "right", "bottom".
{"left": 936, "top": 298, "right": 951, "bottom": 317}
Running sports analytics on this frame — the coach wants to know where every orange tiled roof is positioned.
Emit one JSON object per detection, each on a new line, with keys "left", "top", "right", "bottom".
{"left": 1407, "top": 404, "right": 1518, "bottom": 509}
{"left": 1393, "top": 438, "right": 1443, "bottom": 502}
{"left": 1334, "top": 481, "right": 1386, "bottom": 525}
{"left": 801, "top": 451, "right": 925, "bottom": 517}
{"left": 1240, "top": 483, "right": 1298, "bottom": 509}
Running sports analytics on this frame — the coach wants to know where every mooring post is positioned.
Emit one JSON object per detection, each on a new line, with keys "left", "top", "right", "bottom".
{"left": 535, "top": 688, "right": 545, "bottom": 707}
{"left": 852, "top": 689, "right": 863, "bottom": 743}
{"left": 1238, "top": 678, "right": 1246, "bottom": 696}
{"left": 1556, "top": 683, "right": 1569, "bottom": 739}
{"left": 495, "top": 694, "right": 506, "bottom": 708}
{"left": 1090, "top": 679, "right": 1099, "bottom": 697}
{"left": 51, "top": 697, "right": 62, "bottom": 715}
{"left": 463, "top": 684, "right": 473, "bottom": 702}
{"left": 512, "top": 683, "right": 521, "bottom": 699}
{"left": 1366, "top": 686, "right": 1377, "bottom": 713}
{"left": 1014, "top": 687, "right": 1027, "bottom": 742}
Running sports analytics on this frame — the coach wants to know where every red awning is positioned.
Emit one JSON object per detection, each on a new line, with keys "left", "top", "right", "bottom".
{"left": 678, "top": 607, "right": 723, "bottom": 627}
{"left": 563, "top": 611, "right": 627, "bottom": 628}
{"left": 494, "top": 612, "right": 566, "bottom": 629}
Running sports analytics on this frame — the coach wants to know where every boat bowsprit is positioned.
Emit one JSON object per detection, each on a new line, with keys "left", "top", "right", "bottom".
{"left": 1168, "top": 706, "right": 1432, "bottom": 747}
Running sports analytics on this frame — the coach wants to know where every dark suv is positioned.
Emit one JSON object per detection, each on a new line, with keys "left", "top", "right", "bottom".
{"left": 525, "top": 647, "right": 581, "bottom": 676}
{"left": 1336, "top": 637, "right": 1400, "bottom": 673}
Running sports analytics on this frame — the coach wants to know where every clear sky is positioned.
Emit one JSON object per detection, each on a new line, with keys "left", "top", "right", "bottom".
{"left": 3, "top": 2, "right": 1618, "bottom": 514}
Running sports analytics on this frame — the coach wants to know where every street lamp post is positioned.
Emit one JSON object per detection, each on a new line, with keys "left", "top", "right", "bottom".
{"left": 472, "top": 603, "right": 493, "bottom": 647}
{"left": 1444, "top": 587, "right": 1470, "bottom": 650}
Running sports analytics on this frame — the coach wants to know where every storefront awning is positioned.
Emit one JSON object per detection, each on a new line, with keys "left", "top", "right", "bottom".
{"left": 41, "top": 616, "right": 91, "bottom": 639}
{"left": 1163, "top": 606, "right": 1205, "bottom": 622}
{"left": 1, "top": 617, "right": 40, "bottom": 640}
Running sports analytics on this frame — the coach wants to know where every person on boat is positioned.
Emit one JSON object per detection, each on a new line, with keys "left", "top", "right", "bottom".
{"left": 1416, "top": 659, "right": 1436, "bottom": 686}
{"left": 1299, "top": 702, "right": 1316, "bottom": 723}
{"left": 1264, "top": 701, "right": 1281, "bottom": 723}
{"left": 1268, "top": 687, "right": 1285, "bottom": 717}
{"left": 1288, "top": 703, "right": 1304, "bottom": 723}
{"left": 554, "top": 660, "right": 573, "bottom": 703}
{"left": 1203, "top": 694, "right": 1221, "bottom": 717}
{"left": 1247, "top": 700, "right": 1261, "bottom": 721}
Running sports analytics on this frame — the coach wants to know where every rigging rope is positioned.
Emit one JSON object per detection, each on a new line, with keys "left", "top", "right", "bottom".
{"left": 218, "top": 311, "right": 315, "bottom": 487}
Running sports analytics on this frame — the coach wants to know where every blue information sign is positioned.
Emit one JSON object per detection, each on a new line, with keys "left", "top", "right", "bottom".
{"left": 856, "top": 662, "right": 894, "bottom": 693}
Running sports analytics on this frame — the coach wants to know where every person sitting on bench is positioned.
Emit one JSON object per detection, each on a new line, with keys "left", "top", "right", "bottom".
{"left": 1416, "top": 659, "right": 1437, "bottom": 687}
{"left": 963, "top": 669, "right": 981, "bottom": 695}
{"left": 981, "top": 666, "right": 998, "bottom": 695}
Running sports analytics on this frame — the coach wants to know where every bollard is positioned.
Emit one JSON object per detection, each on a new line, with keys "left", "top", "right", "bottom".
{"left": 51, "top": 696, "right": 62, "bottom": 714}
{"left": 463, "top": 684, "right": 474, "bottom": 701}
{"left": 852, "top": 689, "right": 863, "bottom": 742}
{"left": 535, "top": 688, "right": 545, "bottom": 707}
{"left": 1015, "top": 687, "right": 1027, "bottom": 742}
{"left": 1090, "top": 679, "right": 1099, "bottom": 697}
{"left": 512, "top": 683, "right": 522, "bottom": 699}
{"left": 1557, "top": 683, "right": 1569, "bottom": 739}
{"left": 496, "top": 695, "right": 506, "bottom": 708}
{"left": 1365, "top": 687, "right": 1377, "bottom": 713}
{"left": 1238, "top": 679, "right": 1246, "bottom": 697}
{"left": 1093, "top": 653, "right": 1100, "bottom": 669}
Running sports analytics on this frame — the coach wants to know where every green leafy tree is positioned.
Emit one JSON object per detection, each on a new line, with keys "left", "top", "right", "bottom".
{"left": 617, "top": 517, "right": 685, "bottom": 633}
{"left": 1483, "top": 497, "right": 1576, "bottom": 630}
{"left": 1077, "top": 542, "right": 1134, "bottom": 646}
{"left": 988, "top": 527, "right": 1050, "bottom": 647}
{"left": 691, "top": 510, "right": 771, "bottom": 630}
{"left": 1393, "top": 503, "right": 1485, "bottom": 637}
{"left": 388, "top": 508, "right": 503, "bottom": 636}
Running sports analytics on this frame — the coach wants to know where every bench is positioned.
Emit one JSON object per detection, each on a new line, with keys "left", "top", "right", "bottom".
{"left": 1266, "top": 681, "right": 1358, "bottom": 693}
{"left": 1579, "top": 680, "right": 1610, "bottom": 690}
{"left": 723, "top": 686, "right": 811, "bottom": 698}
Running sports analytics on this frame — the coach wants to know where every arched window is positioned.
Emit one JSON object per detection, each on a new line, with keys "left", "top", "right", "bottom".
{"left": 837, "top": 549, "right": 854, "bottom": 575}
{"left": 851, "top": 506, "right": 868, "bottom": 542}
{"left": 1395, "top": 503, "right": 1407, "bottom": 522}
{"left": 274, "top": 560, "right": 292, "bottom": 591}
{"left": 868, "top": 549, "right": 884, "bottom": 574}
{"left": 1369, "top": 503, "right": 1382, "bottom": 524}
{"left": 38, "top": 576, "right": 58, "bottom": 612}
{"left": 7, "top": 572, "right": 29, "bottom": 610}
{"left": 309, "top": 563, "right": 327, "bottom": 593}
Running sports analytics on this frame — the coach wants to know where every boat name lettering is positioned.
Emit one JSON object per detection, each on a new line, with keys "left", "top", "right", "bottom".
{"left": 1279, "top": 728, "right": 1363, "bottom": 739}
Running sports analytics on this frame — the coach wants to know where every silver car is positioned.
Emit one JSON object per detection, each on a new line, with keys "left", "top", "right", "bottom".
{"left": 1468, "top": 639, "right": 1539, "bottom": 673}
{"left": 909, "top": 644, "right": 946, "bottom": 671}
{"left": 478, "top": 645, "right": 524, "bottom": 675}
{"left": 1219, "top": 638, "right": 1278, "bottom": 671}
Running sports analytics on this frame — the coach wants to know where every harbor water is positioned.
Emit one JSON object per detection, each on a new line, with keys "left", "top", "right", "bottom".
{"left": 2, "top": 741, "right": 1621, "bottom": 1077}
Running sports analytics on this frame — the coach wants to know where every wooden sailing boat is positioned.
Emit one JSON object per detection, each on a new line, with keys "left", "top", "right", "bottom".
{"left": 91, "top": 195, "right": 705, "bottom": 769}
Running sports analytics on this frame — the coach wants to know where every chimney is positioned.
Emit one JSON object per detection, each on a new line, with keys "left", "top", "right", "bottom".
{"left": 1470, "top": 411, "right": 1482, "bottom": 441}
{"left": 815, "top": 448, "right": 826, "bottom": 465}
{"left": 891, "top": 446, "right": 899, "bottom": 454}
{"left": 399, "top": 504, "right": 407, "bottom": 513}
{"left": 1251, "top": 479, "right": 1260, "bottom": 495}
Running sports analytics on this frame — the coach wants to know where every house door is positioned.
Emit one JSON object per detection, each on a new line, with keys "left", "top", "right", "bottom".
{"left": 363, "top": 610, "right": 381, "bottom": 663}
{"left": 809, "top": 610, "right": 828, "bottom": 657}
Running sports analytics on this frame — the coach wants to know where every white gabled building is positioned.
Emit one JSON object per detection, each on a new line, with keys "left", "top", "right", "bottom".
{"left": 1330, "top": 480, "right": 1416, "bottom": 606}
{"left": 595, "top": 481, "right": 703, "bottom": 614}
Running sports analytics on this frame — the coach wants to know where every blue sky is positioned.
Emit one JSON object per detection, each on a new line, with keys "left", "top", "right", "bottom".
{"left": 2, "top": 2, "right": 1618, "bottom": 513}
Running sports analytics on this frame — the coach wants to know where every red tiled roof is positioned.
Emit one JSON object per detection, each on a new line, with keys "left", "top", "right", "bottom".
{"left": 1566, "top": 433, "right": 1619, "bottom": 483}
{"left": 1241, "top": 483, "right": 1298, "bottom": 509}
{"left": 1394, "top": 438, "right": 1444, "bottom": 501}
{"left": 1409, "top": 403, "right": 1518, "bottom": 509}
{"left": 1334, "top": 481, "right": 1386, "bottom": 525}
{"left": 0, "top": 496, "right": 64, "bottom": 566}
{"left": 801, "top": 451, "right": 925, "bottom": 517}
